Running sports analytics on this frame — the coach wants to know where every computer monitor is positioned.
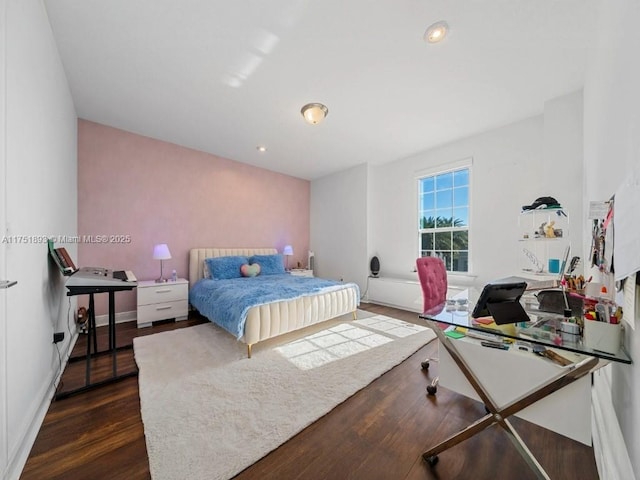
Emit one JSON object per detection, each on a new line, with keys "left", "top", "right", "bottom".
{"left": 471, "top": 281, "right": 529, "bottom": 324}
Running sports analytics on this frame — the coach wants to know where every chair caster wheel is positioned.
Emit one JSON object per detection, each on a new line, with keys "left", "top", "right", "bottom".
{"left": 425, "top": 455, "right": 439, "bottom": 466}
{"left": 421, "top": 360, "right": 430, "bottom": 370}
{"left": 426, "top": 384, "right": 437, "bottom": 395}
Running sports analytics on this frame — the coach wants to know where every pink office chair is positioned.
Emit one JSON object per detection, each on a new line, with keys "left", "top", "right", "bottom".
{"left": 416, "top": 256, "right": 447, "bottom": 395}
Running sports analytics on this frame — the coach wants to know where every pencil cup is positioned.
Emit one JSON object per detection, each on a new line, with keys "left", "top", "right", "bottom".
{"left": 583, "top": 320, "right": 622, "bottom": 355}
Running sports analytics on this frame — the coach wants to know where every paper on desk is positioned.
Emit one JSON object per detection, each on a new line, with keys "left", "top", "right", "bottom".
{"left": 589, "top": 201, "right": 610, "bottom": 220}
{"left": 614, "top": 174, "right": 640, "bottom": 280}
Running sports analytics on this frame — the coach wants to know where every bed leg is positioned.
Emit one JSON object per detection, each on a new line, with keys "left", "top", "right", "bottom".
{"left": 247, "top": 344, "right": 253, "bottom": 359}
{"left": 352, "top": 310, "right": 357, "bottom": 320}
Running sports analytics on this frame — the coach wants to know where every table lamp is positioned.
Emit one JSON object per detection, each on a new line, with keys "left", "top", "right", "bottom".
{"left": 153, "top": 243, "right": 172, "bottom": 283}
{"left": 283, "top": 245, "right": 293, "bottom": 271}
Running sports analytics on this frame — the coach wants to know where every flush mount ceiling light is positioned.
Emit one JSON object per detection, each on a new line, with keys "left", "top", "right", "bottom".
{"left": 424, "top": 21, "right": 449, "bottom": 44}
{"left": 256, "top": 145, "right": 267, "bottom": 152}
{"left": 301, "top": 103, "right": 329, "bottom": 125}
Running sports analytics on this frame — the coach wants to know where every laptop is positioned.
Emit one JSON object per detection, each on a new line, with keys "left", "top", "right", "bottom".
{"left": 472, "top": 281, "right": 530, "bottom": 325}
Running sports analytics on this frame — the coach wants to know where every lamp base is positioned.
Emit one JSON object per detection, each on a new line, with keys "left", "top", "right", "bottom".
{"left": 155, "top": 277, "right": 168, "bottom": 283}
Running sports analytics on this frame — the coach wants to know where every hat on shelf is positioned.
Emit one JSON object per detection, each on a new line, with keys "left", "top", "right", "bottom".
{"left": 522, "top": 196, "right": 562, "bottom": 211}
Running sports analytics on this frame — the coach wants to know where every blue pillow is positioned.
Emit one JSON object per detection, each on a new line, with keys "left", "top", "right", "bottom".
{"left": 204, "top": 256, "right": 248, "bottom": 280}
{"left": 249, "top": 254, "right": 285, "bottom": 275}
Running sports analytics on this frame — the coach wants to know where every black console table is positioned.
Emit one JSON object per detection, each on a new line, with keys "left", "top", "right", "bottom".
{"left": 55, "top": 283, "right": 137, "bottom": 400}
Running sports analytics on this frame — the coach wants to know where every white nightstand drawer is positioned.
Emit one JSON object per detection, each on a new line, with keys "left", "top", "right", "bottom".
{"left": 137, "top": 281, "right": 188, "bottom": 305}
{"left": 137, "top": 300, "right": 188, "bottom": 325}
{"left": 137, "top": 278, "right": 189, "bottom": 327}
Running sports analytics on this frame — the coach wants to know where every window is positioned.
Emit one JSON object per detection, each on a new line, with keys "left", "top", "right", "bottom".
{"left": 418, "top": 167, "right": 469, "bottom": 272}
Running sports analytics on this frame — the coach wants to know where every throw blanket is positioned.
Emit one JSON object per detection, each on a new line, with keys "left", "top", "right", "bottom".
{"left": 189, "top": 274, "right": 360, "bottom": 340}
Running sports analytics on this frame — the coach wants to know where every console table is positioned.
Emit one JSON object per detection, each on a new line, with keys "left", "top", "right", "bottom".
{"left": 56, "top": 283, "right": 137, "bottom": 400}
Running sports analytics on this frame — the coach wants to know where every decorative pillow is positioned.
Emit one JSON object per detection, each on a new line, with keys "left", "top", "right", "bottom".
{"left": 248, "top": 254, "right": 285, "bottom": 275}
{"left": 204, "top": 256, "right": 248, "bottom": 280}
{"left": 240, "top": 263, "right": 261, "bottom": 277}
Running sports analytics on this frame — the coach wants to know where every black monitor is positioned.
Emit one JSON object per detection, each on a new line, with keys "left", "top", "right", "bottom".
{"left": 471, "top": 281, "right": 529, "bottom": 324}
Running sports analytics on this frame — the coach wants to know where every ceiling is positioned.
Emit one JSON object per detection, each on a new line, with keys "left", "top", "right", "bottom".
{"left": 43, "top": 0, "right": 597, "bottom": 181}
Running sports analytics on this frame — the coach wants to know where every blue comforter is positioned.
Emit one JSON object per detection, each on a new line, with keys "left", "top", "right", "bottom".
{"left": 189, "top": 274, "right": 360, "bottom": 340}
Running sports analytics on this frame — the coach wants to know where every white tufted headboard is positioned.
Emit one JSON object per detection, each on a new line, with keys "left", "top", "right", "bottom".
{"left": 188, "top": 247, "right": 278, "bottom": 287}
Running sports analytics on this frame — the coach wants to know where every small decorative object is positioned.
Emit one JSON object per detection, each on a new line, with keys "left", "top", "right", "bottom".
{"left": 171, "top": 269, "right": 177, "bottom": 282}
{"left": 370, "top": 256, "right": 380, "bottom": 277}
{"left": 153, "top": 243, "right": 172, "bottom": 283}
{"left": 544, "top": 221, "right": 556, "bottom": 238}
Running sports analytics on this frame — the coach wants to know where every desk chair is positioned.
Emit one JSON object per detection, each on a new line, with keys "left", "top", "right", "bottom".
{"left": 416, "top": 256, "right": 447, "bottom": 394}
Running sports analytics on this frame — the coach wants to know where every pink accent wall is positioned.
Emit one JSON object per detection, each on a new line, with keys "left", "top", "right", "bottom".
{"left": 78, "top": 120, "right": 310, "bottom": 315}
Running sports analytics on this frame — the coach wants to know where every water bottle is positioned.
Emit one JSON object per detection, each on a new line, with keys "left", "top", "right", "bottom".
{"left": 171, "top": 269, "right": 177, "bottom": 282}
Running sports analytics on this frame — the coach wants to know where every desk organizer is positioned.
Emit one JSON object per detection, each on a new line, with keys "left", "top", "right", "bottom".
{"left": 583, "top": 320, "right": 622, "bottom": 355}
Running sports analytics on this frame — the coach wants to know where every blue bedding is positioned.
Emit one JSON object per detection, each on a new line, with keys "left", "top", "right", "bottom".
{"left": 189, "top": 274, "right": 360, "bottom": 340}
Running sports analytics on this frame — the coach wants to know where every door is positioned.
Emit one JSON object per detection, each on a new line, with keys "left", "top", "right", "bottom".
{"left": 0, "top": 0, "right": 8, "bottom": 474}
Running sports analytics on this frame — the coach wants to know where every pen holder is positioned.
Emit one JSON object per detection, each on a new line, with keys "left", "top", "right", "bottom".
{"left": 583, "top": 320, "right": 622, "bottom": 355}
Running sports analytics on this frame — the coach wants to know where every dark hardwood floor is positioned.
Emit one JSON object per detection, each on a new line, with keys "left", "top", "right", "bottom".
{"left": 21, "top": 304, "right": 599, "bottom": 480}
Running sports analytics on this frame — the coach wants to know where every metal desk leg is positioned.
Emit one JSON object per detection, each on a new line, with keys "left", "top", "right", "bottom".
{"left": 85, "top": 293, "right": 96, "bottom": 385}
{"left": 109, "top": 291, "right": 117, "bottom": 377}
{"left": 423, "top": 320, "right": 598, "bottom": 480}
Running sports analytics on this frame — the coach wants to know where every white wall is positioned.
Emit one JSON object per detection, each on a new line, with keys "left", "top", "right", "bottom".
{"left": 584, "top": 1, "right": 640, "bottom": 478}
{"left": 312, "top": 91, "right": 584, "bottom": 300}
{"left": 1, "top": 1, "right": 8, "bottom": 476}
{"left": 3, "top": 1, "right": 77, "bottom": 478}
{"left": 310, "top": 163, "right": 369, "bottom": 293}
{"left": 370, "top": 116, "right": 545, "bottom": 288}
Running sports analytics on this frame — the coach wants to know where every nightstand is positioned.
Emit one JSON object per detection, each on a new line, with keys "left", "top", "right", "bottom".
{"left": 137, "top": 278, "right": 189, "bottom": 328}
{"left": 289, "top": 269, "right": 314, "bottom": 278}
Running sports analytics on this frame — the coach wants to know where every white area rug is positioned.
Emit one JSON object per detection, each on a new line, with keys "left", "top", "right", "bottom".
{"left": 134, "top": 311, "right": 436, "bottom": 480}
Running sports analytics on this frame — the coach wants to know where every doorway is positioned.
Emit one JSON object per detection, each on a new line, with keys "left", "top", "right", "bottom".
{"left": 1, "top": 0, "right": 8, "bottom": 474}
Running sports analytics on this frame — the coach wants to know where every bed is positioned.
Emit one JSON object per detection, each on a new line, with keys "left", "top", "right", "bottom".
{"left": 188, "top": 248, "right": 360, "bottom": 357}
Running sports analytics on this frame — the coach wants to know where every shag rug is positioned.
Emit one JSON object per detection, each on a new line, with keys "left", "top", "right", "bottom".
{"left": 134, "top": 311, "right": 436, "bottom": 480}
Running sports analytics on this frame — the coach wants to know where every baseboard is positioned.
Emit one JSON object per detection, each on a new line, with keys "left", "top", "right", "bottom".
{"left": 591, "top": 367, "right": 635, "bottom": 480}
{"left": 5, "top": 331, "right": 79, "bottom": 480}
{"left": 94, "top": 309, "right": 137, "bottom": 327}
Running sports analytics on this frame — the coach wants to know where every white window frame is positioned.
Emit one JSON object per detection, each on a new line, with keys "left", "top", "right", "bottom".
{"left": 416, "top": 158, "right": 472, "bottom": 274}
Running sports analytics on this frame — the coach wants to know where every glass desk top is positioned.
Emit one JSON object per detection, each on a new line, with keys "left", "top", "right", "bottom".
{"left": 419, "top": 289, "right": 632, "bottom": 365}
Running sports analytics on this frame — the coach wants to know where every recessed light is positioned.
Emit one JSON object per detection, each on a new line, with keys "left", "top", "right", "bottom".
{"left": 424, "top": 21, "right": 449, "bottom": 44}
{"left": 256, "top": 145, "right": 267, "bottom": 152}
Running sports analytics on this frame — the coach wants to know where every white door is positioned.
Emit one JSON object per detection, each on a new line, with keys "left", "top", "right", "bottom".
{"left": 0, "top": 0, "right": 8, "bottom": 474}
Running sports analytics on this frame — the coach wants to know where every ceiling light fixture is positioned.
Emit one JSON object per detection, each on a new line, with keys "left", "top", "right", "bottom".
{"left": 424, "top": 21, "right": 449, "bottom": 44}
{"left": 301, "top": 103, "right": 328, "bottom": 125}
{"left": 256, "top": 145, "right": 267, "bottom": 152}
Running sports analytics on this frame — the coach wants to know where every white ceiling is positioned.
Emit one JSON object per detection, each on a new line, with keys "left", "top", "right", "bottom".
{"left": 43, "top": 0, "right": 596, "bottom": 180}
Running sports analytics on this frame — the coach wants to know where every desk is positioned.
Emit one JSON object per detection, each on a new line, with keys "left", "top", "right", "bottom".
{"left": 56, "top": 283, "right": 137, "bottom": 400}
{"left": 419, "top": 289, "right": 631, "bottom": 480}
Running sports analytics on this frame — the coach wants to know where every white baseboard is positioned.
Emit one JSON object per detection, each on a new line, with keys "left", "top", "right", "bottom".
{"left": 6, "top": 332, "right": 79, "bottom": 480}
{"left": 94, "top": 309, "right": 137, "bottom": 327}
{"left": 591, "top": 367, "right": 635, "bottom": 480}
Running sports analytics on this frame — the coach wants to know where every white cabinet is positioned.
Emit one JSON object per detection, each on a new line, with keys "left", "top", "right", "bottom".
{"left": 137, "top": 278, "right": 189, "bottom": 328}
{"left": 518, "top": 208, "right": 569, "bottom": 276}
